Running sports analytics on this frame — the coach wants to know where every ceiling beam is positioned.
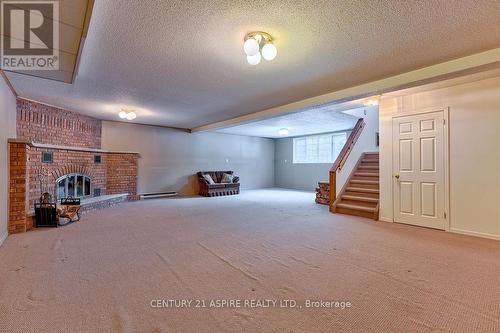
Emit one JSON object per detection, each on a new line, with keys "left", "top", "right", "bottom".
{"left": 72, "top": 0, "right": 96, "bottom": 83}
{"left": 0, "top": 69, "right": 18, "bottom": 97}
{"left": 191, "top": 47, "right": 500, "bottom": 132}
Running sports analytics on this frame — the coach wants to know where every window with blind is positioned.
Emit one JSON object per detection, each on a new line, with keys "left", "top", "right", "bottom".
{"left": 293, "top": 131, "right": 349, "bottom": 164}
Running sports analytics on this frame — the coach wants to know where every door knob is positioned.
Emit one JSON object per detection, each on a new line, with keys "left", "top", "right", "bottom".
{"left": 395, "top": 174, "right": 400, "bottom": 179}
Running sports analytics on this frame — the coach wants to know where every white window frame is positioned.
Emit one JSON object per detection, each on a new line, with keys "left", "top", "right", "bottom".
{"left": 292, "top": 131, "right": 350, "bottom": 164}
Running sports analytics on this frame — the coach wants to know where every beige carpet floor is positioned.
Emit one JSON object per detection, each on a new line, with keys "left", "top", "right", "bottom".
{"left": 1, "top": 189, "right": 499, "bottom": 333}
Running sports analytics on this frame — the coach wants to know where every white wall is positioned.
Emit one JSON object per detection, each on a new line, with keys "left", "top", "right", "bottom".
{"left": 379, "top": 75, "right": 500, "bottom": 240}
{"left": 274, "top": 137, "right": 332, "bottom": 191}
{"left": 101, "top": 122, "right": 275, "bottom": 195}
{"left": 274, "top": 106, "right": 379, "bottom": 192}
{"left": 0, "top": 78, "right": 17, "bottom": 246}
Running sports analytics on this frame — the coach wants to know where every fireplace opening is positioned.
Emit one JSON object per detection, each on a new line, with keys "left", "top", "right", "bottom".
{"left": 56, "top": 173, "right": 92, "bottom": 201}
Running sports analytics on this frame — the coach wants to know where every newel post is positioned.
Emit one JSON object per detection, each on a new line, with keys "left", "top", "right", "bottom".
{"left": 329, "top": 170, "right": 336, "bottom": 212}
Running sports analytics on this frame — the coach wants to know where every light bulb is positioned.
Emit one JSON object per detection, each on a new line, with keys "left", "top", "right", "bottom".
{"left": 126, "top": 112, "right": 137, "bottom": 120}
{"left": 246, "top": 52, "right": 261, "bottom": 65}
{"left": 262, "top": 43, "right": 277, "bottom": 61}
{"left": 118, "top": 111, "right": 127, "bottom": 119}
{"left": 365, "top": 99, "right": 379, "bottom": 106}
{"left": 278, "top": 128, "right": 289, "bottom": 135}
{"left": 243, "top": 38, "right": 260, "bottom": 56}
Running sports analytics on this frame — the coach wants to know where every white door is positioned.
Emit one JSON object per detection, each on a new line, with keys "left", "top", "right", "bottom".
{"left": 393, "top": 111, "right": 447, "bottom": 230}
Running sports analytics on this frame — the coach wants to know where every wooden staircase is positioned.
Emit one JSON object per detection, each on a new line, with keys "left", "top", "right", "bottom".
{"left": 331, "top": 152, "right": 380, "bottom": 220}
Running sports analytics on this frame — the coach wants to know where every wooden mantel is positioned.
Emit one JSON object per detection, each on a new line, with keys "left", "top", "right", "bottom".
{"left": 7, "top": 139, "right": 141, "bottom": 156}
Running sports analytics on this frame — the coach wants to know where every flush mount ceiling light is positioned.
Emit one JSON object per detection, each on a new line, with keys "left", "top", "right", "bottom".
{"left": 278, "top": 128, "right": 289, "bottom": 136}
{"left": 364, "top": 97, "right": 380, "bottom": 106}
{"left": 243, "top": 31, "right": 277, "bottom": 65}
{"left": 119, "top": 109, "right": 137, "bottom": 120}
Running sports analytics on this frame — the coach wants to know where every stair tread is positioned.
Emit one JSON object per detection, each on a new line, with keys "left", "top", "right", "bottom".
{"left": 342, "top": 195, "right": 378, "bottom": 203}
{"left": 350, "top": 179, "right": 379, "bottom": 184}
{"left": 329, "top": 152, "right": 380, "bottom": 220}
{"left": 354, "top": 172, "right": 379, "bottom": 177}
{"left": 346, "top": 187, "right": 380, "bottom": 193}
{"left": 336, "top": 203, "right": 376, "bottom": 212}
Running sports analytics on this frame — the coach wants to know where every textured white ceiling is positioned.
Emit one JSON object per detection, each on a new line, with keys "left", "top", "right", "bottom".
{"left": 6, "top": 0, "right": 500, "bottom": 129}
{"left": 216, "top": 103, "right": 369, "bottom": 138}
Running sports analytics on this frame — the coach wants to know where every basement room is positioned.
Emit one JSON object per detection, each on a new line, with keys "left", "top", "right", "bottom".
{"left": 1, "top": 1, "right": 500, "bottom": 332}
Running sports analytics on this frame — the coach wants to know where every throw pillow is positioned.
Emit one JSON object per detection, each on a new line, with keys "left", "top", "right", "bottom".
{"left": 203, "top": 174, "right": 215, "bottom": 184}
{"left": 220, "top": 173, "right": 234, "bottom": 184}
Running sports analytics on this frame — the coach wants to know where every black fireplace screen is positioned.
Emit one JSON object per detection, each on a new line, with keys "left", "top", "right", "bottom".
{"left": 34, "top": 202, "right": 57, "bottom": 228}
{"left": 57, "top": 174, "right": 91, "bottom": 200}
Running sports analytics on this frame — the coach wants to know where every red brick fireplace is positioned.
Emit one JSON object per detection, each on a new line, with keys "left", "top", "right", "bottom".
{"left": 8, "top": 99, "right": 139, "bottom": 234}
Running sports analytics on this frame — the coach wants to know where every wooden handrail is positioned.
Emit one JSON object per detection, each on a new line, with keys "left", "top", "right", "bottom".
{"left": 329, "top": 118, "right": 365, "bottom": 209}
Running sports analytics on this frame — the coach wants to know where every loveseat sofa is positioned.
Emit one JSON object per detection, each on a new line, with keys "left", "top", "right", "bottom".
{"left": 197, "top": 171, "right": 240, "bottom": 197}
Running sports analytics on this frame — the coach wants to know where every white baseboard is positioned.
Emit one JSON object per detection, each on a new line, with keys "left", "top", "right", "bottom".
{"left": 0, "top": 231, "right": 7, "bottom": 247}
{"left": 450, "top": 228, "right": 500, "bottom": 241}
{"left": 376, "top": 217, "right": 499, "bottom": 241}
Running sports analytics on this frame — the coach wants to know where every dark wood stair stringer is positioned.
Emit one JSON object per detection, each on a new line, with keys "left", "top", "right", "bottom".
{"left": 331, "top": 152, "right": 379, "bottom": 220}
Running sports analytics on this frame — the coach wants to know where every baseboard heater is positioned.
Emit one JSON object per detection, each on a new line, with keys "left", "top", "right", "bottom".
{"left": 140, "top": 192, "right": 178, "bottom": 199}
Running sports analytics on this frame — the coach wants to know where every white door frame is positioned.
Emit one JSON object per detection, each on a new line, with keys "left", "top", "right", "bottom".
{"left": 391, "top": 107, "right": 450, "bottom": 231}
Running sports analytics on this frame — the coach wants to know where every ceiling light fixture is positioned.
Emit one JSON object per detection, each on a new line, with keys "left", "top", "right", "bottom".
{"left": 125, "top": 112, "right": 137, "bottom": 120}
{"left": 119, "top": 109, "right": 137, "bottom": 120}
{"left": 364, "top": 97, "right": 380, "bottom": 106}
{"left": 243, "top": 31, "right": 277, "bottom": 65}
{"left": 278, "top": 128, "right": 289, "bottom": 136}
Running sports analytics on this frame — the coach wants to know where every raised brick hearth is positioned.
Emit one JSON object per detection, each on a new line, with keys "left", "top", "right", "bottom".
{"left": 8, "top": 98, "right": 139, "bottom": 234}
